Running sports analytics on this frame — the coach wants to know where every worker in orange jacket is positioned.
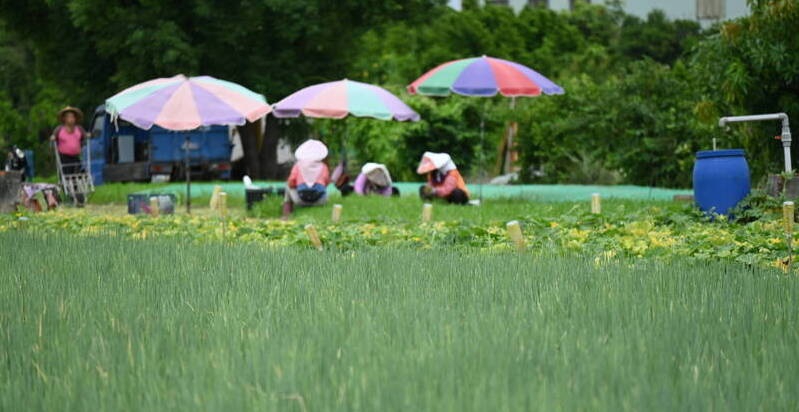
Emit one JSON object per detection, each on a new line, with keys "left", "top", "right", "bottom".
{"left": 416, "top": 152, "right": 469, "bottom": 205}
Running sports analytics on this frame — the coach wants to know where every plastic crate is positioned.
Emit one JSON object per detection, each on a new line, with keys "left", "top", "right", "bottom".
{"left": 127, "top": 193, "right": 177, "bottom": 215}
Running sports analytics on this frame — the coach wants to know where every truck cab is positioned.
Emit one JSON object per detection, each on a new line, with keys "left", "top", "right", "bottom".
{"left": 86, "top": 105, "right": 232, "bottom": 184}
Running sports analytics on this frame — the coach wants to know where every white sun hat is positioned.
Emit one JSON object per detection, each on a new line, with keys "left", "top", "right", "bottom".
{"left": 361, "top": 162, "right": 392, "bottom": 187}
{"left": 416, "top": 152, "right": 455, "bottom": 174}
{"left": 294, "top": 139, "right": 328, "bottom": 161}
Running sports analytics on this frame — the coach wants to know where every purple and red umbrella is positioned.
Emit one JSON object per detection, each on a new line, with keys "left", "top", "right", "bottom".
{"left": 408, "top": 55, "right": 564, "bottom": 98}
{"left": 272, "top": 79, "right": 419, "bottom": 122}
{"left": 409, "top": 56, "right": 564, "bottom": 201}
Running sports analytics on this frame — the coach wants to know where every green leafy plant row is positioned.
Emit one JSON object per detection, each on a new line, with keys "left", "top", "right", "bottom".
{"left": 2, "top": 196, "right": 794, "bottom": 273}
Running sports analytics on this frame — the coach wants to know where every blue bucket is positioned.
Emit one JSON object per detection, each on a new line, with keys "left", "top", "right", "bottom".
{"left": 693, "top": 149, "right": 751, "bottom": 216}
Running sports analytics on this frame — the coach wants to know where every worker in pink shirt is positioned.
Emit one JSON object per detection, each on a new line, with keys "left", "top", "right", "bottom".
{"left": 50, "top": 106, "right": 87, "bottom": 175}
{"left": 50, "top": 106, "right": 88, "bottom": 206}
{"left": 282, "top": 139, "right": 331, "bottom": 218}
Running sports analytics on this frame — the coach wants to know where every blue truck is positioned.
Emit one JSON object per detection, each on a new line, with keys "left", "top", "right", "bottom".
{"left": 85, "top": 105, "right": 232, "bottom": 185}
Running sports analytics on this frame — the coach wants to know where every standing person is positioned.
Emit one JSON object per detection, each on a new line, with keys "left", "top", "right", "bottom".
{"left": 51, "top": 106, "right": 88, "bottom": 206}
{"left": 282, "top": 139, "right": 330, "bottom": 219}
{"left": 416, "top": 152, "right": 469, "bottom": 205}
{"left": 51, "top": 107, "right": 87, "bottom": 175}
{"left": 353, "top": 162, "right": 399, "bottom": 197}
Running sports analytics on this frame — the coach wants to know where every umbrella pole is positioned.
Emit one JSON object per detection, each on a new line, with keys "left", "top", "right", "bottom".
{"left": 185, "top": 135, "right": 191, "bottom": 214}
{"left": 479, "top": 102, "right": 486, "bottom": 203}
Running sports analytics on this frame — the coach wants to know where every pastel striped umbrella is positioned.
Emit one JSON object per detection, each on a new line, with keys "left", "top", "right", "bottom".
{"left": 272, "top": 79, "right": 419, "bottom": 122}
{"left": 106, "top": 74, "right": 271, "bottom": 131}
{"left": 408, "top": 55, "right": 564, "bottom": 97}
{"left": 106, "top": 74, "right": 270, "bottom": 214}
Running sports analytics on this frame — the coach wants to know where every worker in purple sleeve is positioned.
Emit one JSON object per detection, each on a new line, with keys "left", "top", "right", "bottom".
{"left": 353, "top": 162, "right": 399, "bottom": 197}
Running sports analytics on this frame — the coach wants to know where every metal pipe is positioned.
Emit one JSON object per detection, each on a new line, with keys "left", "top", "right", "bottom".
{"left": 718, "top": 113, "right": 788, "bottom": 128}
{"left": 718, "top": 113, "right": 792, "bottom": 173}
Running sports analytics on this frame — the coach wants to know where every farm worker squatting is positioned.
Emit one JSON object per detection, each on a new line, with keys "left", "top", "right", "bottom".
{"left": 417, "top": 152, "right": 469, "bottom": 205}
{"left": 282, "top": 139, "right": 330, "bottom": 218}
{"left": 353, "top": 162, "right": 399, "bottom": 197}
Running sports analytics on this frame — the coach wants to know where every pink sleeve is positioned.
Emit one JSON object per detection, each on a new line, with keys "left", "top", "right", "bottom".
{"left": 316, "top": 164, "right": 330, "bottom": 186}
{"left": 353, "top": 173, "right": 367, "bottom": 194}
{"left": 287, "top": 164, "right": 299, "bottom": 188}
{"left": 435, "top": 172, "right": 458, "bottom": 197}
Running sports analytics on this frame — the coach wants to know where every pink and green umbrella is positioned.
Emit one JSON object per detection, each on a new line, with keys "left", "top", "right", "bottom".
{"left": 106, "top": 74, "right": 271, "bottom": 131}
{"left": 408, "top": 55, "right": 564, "bottom": 97}
{"left": 106, "top": 74, "right": 270, "bottom": 214}
{"left": 272, "top": 79, "right": 419, "bottom": 122}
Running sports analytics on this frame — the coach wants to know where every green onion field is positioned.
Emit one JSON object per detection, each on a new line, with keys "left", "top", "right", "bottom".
{"left": 2, "top": 232, "right": 797, "bottom": 411}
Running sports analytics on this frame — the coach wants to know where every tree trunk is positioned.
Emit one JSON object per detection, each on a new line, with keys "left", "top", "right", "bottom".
{"left": 260, "top": 114, "right": 280, "bottom": 179}
{"left": 237, "top": 120, "right": 263, "bottom": 178}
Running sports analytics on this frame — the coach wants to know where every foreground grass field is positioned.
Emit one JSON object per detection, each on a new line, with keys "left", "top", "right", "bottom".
{"left": 2, "top": 233, "right": 798, "bottom": 411}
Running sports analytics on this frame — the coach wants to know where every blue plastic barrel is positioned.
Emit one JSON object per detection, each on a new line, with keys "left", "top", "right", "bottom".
{"left": 693, "top": 149, "right": 751, "bottom": 216}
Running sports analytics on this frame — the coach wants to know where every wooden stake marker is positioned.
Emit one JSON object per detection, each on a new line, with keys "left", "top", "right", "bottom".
{"left": 305, "top": 224, "right": 324, "bottom": 251}
{"left": 219, "top": 192, "right": 228, "bottom": 217}
{"left": 332, "top": 204, "right": 343, "bottom": 223}
{"left": 591, "top": 193, "right": 601, "bottom": 214}
{"left": 219, "top": 192, "right": 228, "bottom": 238}
{"left": 422, "top": 203, "right": 433, "bottom": 223}
{"left": 506, "top": 220, "right": 526, "bottom": 251}
{"left": 149, "top": 196, "right": 160, "bottom": 217}
{"left": 783, "top": 201, "right": 794, "bottom": 234}
{"left": 210, "top": 185, "right": 223, "bottom": 210}
{"left": 784, "top": 201, "right": 794, "bottom": 273}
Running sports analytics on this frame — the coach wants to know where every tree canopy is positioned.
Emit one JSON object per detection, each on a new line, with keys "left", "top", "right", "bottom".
{"left": 1, "top": 0, "right": 796, "bottom": 187}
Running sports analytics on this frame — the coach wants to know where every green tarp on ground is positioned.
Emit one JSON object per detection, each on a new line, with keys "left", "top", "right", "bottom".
{"left": 155, "top": 181, "right": 692, "bottom": 202}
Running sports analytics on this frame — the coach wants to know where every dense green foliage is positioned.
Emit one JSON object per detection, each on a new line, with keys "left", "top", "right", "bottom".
{"left": 343, "top": 1, "right": 709, "bottom": 183}
{"left": 344, "top": 0, "right": 795, "bottom": 186}
{"left": 691, "top": 0, "right": 799, "bottom": 182}
{"left": 2, "top": 233, "right": 798, "bottom": 410}
{"left": 1, "top": 1, "right": 797, "bottom": 186}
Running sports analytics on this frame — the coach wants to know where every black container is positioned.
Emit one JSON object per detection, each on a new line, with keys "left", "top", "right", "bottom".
{"left": 245, "top": 187, "right": 274, "bottom": 210}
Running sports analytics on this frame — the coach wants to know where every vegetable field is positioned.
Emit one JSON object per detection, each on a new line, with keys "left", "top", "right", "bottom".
{"left": 2, "top": 195, "right": 796, "bottom": 272}
{"left": 2, "top": 233, "right": 798, "bottom": 411}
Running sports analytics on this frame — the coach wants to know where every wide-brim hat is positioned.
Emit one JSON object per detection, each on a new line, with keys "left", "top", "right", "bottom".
{"left": 295, "top": 139, "right": 328, "bottom": 161}
{"left": 362, "top": 162, "right": 391, "bottom": 187}
{"left": 58, "top": 106, "right": 84, "bottom": 123}
{"left": 416, "top": 152, "right": 452, "bottom": 174}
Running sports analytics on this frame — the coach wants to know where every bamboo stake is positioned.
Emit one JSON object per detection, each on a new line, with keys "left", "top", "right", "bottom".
{"left": 591, "top": 193, "right": 601, "bottom": 214}
{"left": 149, "top": 196, "right": 160, "bottom": 217}
{"left": 422, "top": 203, "right": 433, "bottom": 223}
{"left": 219, "top": 192, "right": 228, "bottom": 217}
{"left": 219, "top": 192, "right": 228, "bottom": 238}
{"left": 210, "top": 185, "right": 223, "bottom": 210}
{"left": 506, "top": 220, "right": 526, "bottom": 251}
{"left": 305, "top": 224, "right": 323, "bottom": 251}
{"left": 784, "top": 201, "right": 794, "bottom": 273}
{"left": 332, "top": 204, "right": 343, "bottom": 223}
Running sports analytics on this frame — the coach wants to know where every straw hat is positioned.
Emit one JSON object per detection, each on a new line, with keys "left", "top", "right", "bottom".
{"left": 58, "top": 106, "right": 84, "bottom": 124}
{"left": 294, "top": 139, "right": 328, "bottom": 161}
